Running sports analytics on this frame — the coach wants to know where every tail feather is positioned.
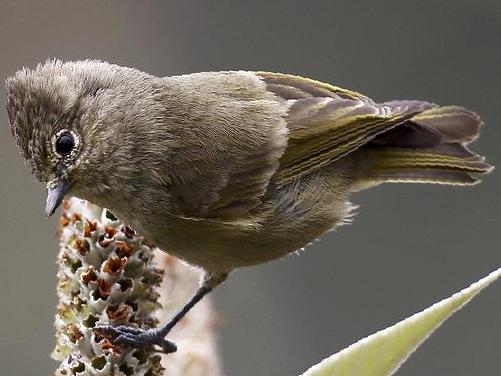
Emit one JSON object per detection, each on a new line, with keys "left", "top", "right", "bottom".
{"left": 368, "top": 169, "right": 481, "bottom": 186}
{"left": 365, "top": 144, "right": 492, "bottom": 186}
{"left": 359, "top": 104, "right": 493, "bottom": 187}
{"left": 411, "top": 106, "right": 481, "bottom": 144}
{"left": 372, "top": 105, "right": 481, "bottom": 148}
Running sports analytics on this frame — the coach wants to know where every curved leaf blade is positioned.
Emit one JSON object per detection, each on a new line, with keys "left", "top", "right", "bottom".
{"left": 300, "top": 267, "right": 501, "bottom": 376}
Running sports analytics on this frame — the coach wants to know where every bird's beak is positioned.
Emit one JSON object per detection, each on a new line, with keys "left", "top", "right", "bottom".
{"left": 46, "top": 181, "right": 70, "bottom": 217}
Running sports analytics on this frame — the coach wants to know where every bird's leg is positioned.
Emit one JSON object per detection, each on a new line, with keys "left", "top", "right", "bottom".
{"left": 96, "top": 272, "right": 227, "bottom": 353}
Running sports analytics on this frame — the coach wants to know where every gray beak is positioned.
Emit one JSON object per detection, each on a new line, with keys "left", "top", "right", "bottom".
{"left": 46, "top": 181, "right": 70, "bottom": 217}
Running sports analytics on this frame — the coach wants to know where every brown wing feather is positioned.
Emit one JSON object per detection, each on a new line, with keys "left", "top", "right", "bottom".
{"left": 257, "top": 72, "right": 435, "bottom": 186}
{"left": 257, "top": 71, "right": 369, "bottom": 101}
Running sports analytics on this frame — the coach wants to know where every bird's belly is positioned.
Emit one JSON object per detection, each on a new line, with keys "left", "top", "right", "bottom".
{"left": 112, "top": 164, "right": 355, "bottom": 273}
{"left": 149, "top": 220, "right": 307, "bottom": 272}
{"left": 129, "top": 207, "right": 348, "bottom": 274}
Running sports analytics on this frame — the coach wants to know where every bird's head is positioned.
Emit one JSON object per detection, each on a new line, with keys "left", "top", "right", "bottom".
{"left": 6, "top": 59, "right": 124, "bottom": 216}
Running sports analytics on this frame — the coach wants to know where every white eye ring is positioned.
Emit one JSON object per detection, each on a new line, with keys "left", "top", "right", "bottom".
{"left": 52, "top": 129, "right": 80, "bottom": 158}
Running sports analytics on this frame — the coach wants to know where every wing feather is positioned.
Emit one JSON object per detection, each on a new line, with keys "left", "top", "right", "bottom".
{"left": 257, "top": 72, "right": 435, "bottom": 186}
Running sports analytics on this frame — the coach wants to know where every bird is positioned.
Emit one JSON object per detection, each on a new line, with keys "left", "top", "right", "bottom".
{"left": 5, "top": 59, "right": 493, "bottom": 353}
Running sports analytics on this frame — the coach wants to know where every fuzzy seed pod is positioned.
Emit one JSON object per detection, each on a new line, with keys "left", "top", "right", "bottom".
{"left": 52, "top": 197, "right": 223, "bottom": 376}
{"left": 53, "top": 198, "right": 164, "bottom": 375}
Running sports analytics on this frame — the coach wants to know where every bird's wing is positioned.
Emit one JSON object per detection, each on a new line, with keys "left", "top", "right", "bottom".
{"left": 257, "top": 72, "right": 435, "bottom": 186}
{"left": 165, "top": 71, "right": 289, "bottom": 221}
{"left": 169, "top": 71, "right": 454, "bottom": 221}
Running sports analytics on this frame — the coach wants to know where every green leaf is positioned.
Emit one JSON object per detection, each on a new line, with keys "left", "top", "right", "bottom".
{"left": 299, "top": 267, "right": 501, "bottom": 376}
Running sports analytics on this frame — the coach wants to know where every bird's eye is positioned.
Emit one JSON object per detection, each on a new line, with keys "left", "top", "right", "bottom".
{"left": 90, "top": 87, "right": 101, "bottom": 97}
{"left": 55, "top": 132, "right": 75, "bottom": 156}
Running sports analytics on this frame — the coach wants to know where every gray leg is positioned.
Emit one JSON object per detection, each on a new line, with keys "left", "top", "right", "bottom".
{"left": 96, "top": 272, "right": 228, "bottom": 353}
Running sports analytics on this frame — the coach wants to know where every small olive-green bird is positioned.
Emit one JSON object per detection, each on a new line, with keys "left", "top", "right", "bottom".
{"left": 6, "top": 60, "right": 493, "bottom": 352}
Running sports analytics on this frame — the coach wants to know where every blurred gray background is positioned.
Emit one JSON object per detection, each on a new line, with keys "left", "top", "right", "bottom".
{"left": 0, "top": 1, "right": 500, "bottom": 375}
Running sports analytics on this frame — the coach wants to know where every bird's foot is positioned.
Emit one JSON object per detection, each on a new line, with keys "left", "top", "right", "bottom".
{"left": 96, "top": 325, "right": 177, "bottom": 354}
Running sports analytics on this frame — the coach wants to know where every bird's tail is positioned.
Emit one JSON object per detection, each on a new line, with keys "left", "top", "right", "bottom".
{"left": 355, "top": 104, "right": 493, "bottom": 188}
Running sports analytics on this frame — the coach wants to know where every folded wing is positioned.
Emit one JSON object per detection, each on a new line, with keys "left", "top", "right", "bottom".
{"left": 257, "top": 72, "right": 492, "bottom": 187}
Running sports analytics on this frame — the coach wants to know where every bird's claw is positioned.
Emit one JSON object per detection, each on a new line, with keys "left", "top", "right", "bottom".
{"left": 95, "top": 325, "right": 177, "bottom": 354}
